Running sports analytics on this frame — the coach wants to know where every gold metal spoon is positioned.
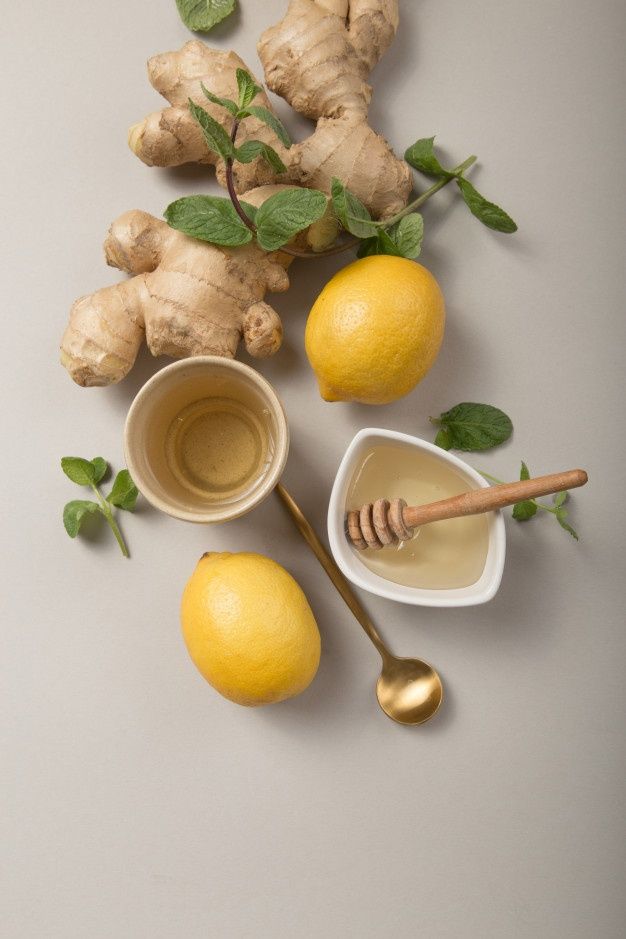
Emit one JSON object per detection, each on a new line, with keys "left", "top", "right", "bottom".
{"left": 276, "top": 484, "right": 443, "bottom": 725}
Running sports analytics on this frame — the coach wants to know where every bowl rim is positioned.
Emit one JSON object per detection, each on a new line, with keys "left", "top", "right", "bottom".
{"left": 124, "top": 356, "right": 289, "bottom": 524}
{"left": 327, "top": 427, "right": 506, "bottom": 607}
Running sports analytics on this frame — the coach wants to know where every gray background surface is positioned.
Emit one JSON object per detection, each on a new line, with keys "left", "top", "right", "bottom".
{"left": 2, "top": 1, "right": 625, "bottom": 936}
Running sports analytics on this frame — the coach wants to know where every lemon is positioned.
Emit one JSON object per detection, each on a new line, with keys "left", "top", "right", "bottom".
{"left": 180, "top": 552, "right": 321, "bottom": 706}
{"left": 305, "top": 255, "right": 445, "bottom": 404}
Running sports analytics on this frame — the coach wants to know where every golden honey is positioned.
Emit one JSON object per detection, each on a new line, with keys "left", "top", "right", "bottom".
{"left": 165, "top": 396, "right": 272, "bottom": 502}
{"left": 347, "top": 444, "right": 489, "bottom": 589}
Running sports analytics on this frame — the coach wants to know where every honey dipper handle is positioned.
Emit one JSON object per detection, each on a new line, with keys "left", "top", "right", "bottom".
{"left": 402, "top": 469, "right": 588, "bottom": 529}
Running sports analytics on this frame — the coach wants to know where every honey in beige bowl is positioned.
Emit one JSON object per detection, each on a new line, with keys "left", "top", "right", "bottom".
{"left": 165, "top": 396, "right": 271, "bottom": 502}
{"left": 346, "top": 443, "right": 489, "bottom": 590}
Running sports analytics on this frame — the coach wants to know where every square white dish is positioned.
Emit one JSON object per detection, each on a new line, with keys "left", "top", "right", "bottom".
{"left": 327, "top": 428, "right": 506, "bottom": 607}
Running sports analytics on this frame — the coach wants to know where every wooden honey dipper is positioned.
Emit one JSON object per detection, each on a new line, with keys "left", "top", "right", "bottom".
{"left": 346, "top": 468, "right": 588, "bottom": 550}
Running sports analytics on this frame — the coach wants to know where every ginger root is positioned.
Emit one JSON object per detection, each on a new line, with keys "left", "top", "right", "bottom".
{"left": 129, "top": 2, "right": 410, "bottom": 219}
{"left": 258, "top": 0, "right": 411, "bottom": 218}
{"left": 62, "top": 0, "right": 409, "bottom": 386}
{"left": 61, "top": 190, "right": 336, "bottom": 387}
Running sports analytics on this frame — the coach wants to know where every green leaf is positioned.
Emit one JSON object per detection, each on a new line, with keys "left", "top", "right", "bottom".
{"left": 188, "top": 99, "right": 234, "bottom": 161}
{"left": 456, "top": 177, "right": 518, "bottom": 233}
{"left": 244, "top": 105, "right": 291, "bottom": 148}
{"left": 200, "top": 82, "right": 238, "bottom": 116}
{"left": 520, "top": 460, "right": 530, "bottom": 481}
{"left": 374, "top": 228, "right": 403, "bottom": 257}
{"left": 431, "top": 403, "right": 513, "bottom": 451}
{"left": 356, "top": 236, "right": 379, "bottom": 258}
{"left": 90, "top": 457, "right": 108, "bottom": 484}
{"left": 512, "top": 499, "right": 538, "bottom": 521}
{"left": 175, "top": 0, "right": 236, "bottom": 33}
{"left": 434, "top": 428, "right": 452, "bottom": 450}
{"left": 236, "top": 140, "right": 287, "bottom": 174}
{"left": 330, "top": 178, "right": 378, "bottom": 239}
{"left": 553, "top": 491, "right": 568, "bottom": 508}
{"left": 255, "top": 188, "right": 327, "bottom": 251}
{"left": 164, "top": 195, "right": 253, "bottom": 246}
{"left": 63, "top": 500, "right": 101, "bottom": 538}
{"left": 404, "top": 137, "right": 450, "bottom": 178}
{"left": 236, "top": 69, "right": 261, "bottom": 111}
{"left": 388, "top": 214, "right": 424, "bottom": 259}
{"left": 556, "top": 509, "right": 579, "bottom": 540}
{"left": 107, "top": 470, "right": 139, "bottom": 512}
{"left": 61, "top": 456, "right": 97, "bottom": 487}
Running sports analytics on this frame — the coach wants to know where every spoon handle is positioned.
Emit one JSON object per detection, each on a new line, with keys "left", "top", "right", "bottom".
{"left": 403, "top": 468, "right": 588, "bottom": 529}
{"left": 275, "top": 484, "right": 390, "bottom": 660}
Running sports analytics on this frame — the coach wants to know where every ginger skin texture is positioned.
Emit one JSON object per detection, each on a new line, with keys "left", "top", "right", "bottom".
{"left": 61, "top": 188, "right": 336, "bottom": 387}
{"left": 129, "top": 2, "right": 410, "bottom": 219}
{"left": 62, "top": 0, "right": 409, "bottom": 386}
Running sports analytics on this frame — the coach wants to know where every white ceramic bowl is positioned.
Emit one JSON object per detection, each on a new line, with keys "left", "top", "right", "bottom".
{"left": 327, "top": 428, "right": 506, "bottom": 607}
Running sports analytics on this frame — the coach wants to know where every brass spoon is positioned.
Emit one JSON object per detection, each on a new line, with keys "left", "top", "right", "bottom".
{"left": 276, "top": 484, "right": 443, "bottom": 725}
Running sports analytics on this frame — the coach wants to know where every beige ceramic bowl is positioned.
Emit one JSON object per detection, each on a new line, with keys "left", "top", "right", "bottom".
{"left": 124, "top": 357, "right": 289, "bottom": 523}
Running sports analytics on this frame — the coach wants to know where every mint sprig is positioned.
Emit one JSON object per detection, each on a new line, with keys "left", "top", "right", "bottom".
{"left": 165, "top": 76, "right": 517, "bottom": 261}
{"left": 165, "top": 80, "right": 329, "bottom": 253}
{"left": 430, "top": 404, "right": 581, "bottom": 539}
{"left": 483, "top": 463, "right": 579, "bottom": 540}
{"left": 404, "top": 136, "right": 518, "bottom": 234}
{"left": 61, "top": 457, "right": 138, "bottom": 557}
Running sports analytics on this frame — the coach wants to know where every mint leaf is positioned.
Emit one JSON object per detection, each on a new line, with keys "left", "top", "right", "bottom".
{"left": 175, "top": 0, "right": 236, "bottom": 33}
{"left": 404, "top": 137, "right": 450, "bottom": 178}
{"left": 431, "top": 403, "right": 513, "bottom": 451}
{"left": 556, "top": 508, "right": 579, "bottom": 540}
{"left": 63, "top": 500, "right": 101, "bottom": 537}
{"left": 107, "top": 470, "right": 138, "bottom": 511}
{"left": 331, "top": 178, "right": 378, "bottom": 239}
{"left": 434, "top": 428, "right": 452, "bottom": 450}
{"left": 90, "top": 457, "right": 108, "bottom": 484}
{"left": 553, "top": 491, "right": 568, "bottom": 508}
{"left": 456, "top": 177, "right": 517, "bottom": 233}
{"left": 61, "top": 457, "right": 97, "bottom": 486}
{"left": 512, "top": 499, "right": 537, "bottom": 521}
{"left": 236, "top": 140, "right": 287, "bottom": 174}
{"left": 389, "top": 214, "right": 424, "bottom": 259}
{"left": 236, "top": 69, "right": 261, "bottom": 111}
{"left": 200, "top": 83, "right": 238, "bottom": 116}
{"left": 356, "top": 236, "right": 379, "bottom": 258}
{"left": 512, "top": 462, "right": 537, "bottom": 519}
{"left": 164, "top": 195, "right": 253, "bottom": 246}
{"left": 374, "top": 228, "right": 404, "bottom": 257}
{"left": 255, "top": 188, "right": 327, "bottom": 251}
{"left": 188, "top": 99, "right": 234, "bottom": 161}
{"left": 244, "top": 106, "right": 291, "bottom": 148}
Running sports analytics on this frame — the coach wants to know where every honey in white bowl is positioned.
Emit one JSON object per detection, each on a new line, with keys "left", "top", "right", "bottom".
{"left": 346, "top": 444, "right": 489, "bottom": 590}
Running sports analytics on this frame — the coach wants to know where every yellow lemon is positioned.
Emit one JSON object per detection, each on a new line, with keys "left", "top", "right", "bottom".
{"left": 180, "top": 552, "right": 321, "bottom": 706}
{"left": 305, "top": 255, "right": 445, "bottom": 404}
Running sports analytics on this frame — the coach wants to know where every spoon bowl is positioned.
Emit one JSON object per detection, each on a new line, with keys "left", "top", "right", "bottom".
{"left": 377, "top": 655, "right": 443, "bottom": 724}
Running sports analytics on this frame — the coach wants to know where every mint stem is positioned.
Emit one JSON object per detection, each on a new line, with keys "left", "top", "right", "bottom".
{"left": 225, "top": 121, "right": 475, "bottom": 259}
{"left": 91, "top": 485, "right": 130, "bottom": 558}
{"left": 478, "top": 470, "right": 559, "bottom": 516}
{"left": 382, "top": 155, "right": 477, "bottom": 228}
{"left": 224, "top": 119, "right": 360, "bottom": 259}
